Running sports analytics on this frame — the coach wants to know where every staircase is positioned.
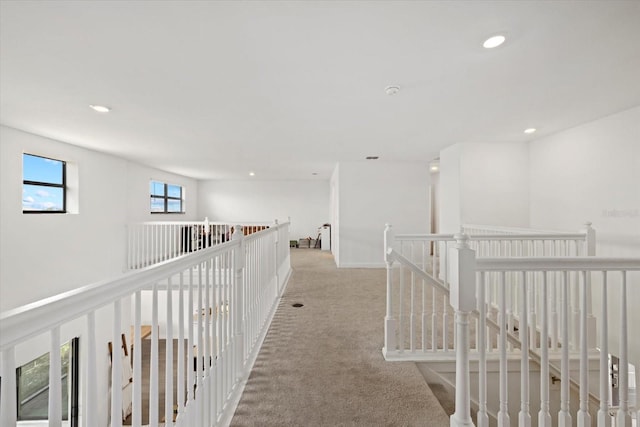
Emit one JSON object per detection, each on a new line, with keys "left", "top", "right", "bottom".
{"left": 382, "top": 223, "right": 640, "bottom": 427}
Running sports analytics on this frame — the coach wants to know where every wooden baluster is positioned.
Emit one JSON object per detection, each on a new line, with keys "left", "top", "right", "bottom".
{"left": 572, "top": 271, "right": 580, "bottom": 351}
{"left": 150, "top": 285, "right": 159, "bottom": 426}
{"left": 399, "top": 248, "right": 405, "bottom": 352}
{"left": 597, "top": 272, "right": 610, "bottom": 427}
{"left": 617, "top": 271, "right": 631, "bottom": 427}
{"left": 477, "top": 272, "right": 489, "bottom": 427}
{"left": 111, "top": 300, "right": 123, "bottom": 427}
{"left": 578, "top": 271, "right": 591, "bottom": 427}
{"left": 487, "top": 271, "right": 497, "bottom": 353}
{"left": 432, "top": 286, "right": 438, "bottom": 351}
{"left": 497, "top": 272, "right": 510, "bottom": 427}
{"left": 233, "top": 226, "right": 245, "bottom": 378}
{"left": 558, "top": 271, "right": 572, "bottom": 427}
{"left": 165, "top": 276, "right": 174, "bottom": 425}
{"left": 187, "top": 264, "right": 195, "bottom": 405}
{"left": 177, "top": 271, "right": 185, "bottom": 419}
{"left": 422, "top": 241, "right": 428, "bottom": 352}
{"left": 410, "top": 243, "right": 416, "bottom": 352}
{"left": 550, "top": 242, "right": 559, "bottom": 351}
{"left": 223, "top": 252, "right": 230, "bottom": 403}
{"left": 132, "top": 291, "right": 142, "bottom": 426}
{"left": 48, "top": 326, "right": 62, "bottom": 427}
{"left": 539, "top": 272, "right": 552, "bottom": 427}
{"left": 507, "top": 273, "right": 514, "bottom": 352}
{"left": 519, "top": 271, "right": 531, "bottom": 427}
{"left": 529, "top": 242, "right": 537, "bottom": 351}
{"left": 443, "top": 240, "right": 450, "bottom": 351}
{"left": 86, "top": 312, "right": 98, "bottom": 427}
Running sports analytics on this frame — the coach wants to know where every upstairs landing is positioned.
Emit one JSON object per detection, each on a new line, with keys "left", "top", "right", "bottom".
{"left": 230, "top": 248, "right": 450, "bottom": 426}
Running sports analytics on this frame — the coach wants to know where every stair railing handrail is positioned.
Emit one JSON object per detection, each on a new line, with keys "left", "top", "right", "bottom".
{"left": 462, "top": 223, "right": 578, "bottom": 235}
{"left": 448, "top": 234, "right": 640, "bottom": 427}
{"left": 1, "top": 221, "right": 292, "bottom": 427}
{"left": 385, "top": 244, "right": 606, "bottom": 419}
{"left": 383, "top": 223, "right": 596, "bottom": 360}
{"left": 126, "top": 218, "right": 282, "bottom": 270}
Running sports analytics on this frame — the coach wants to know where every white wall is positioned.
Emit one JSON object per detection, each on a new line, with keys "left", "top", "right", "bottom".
{"left": 529, "top": 106, "right": 640, "bottom": 252}
{"left": 0, "top": 125, "right": 199, "bottom": 424}
{"left": 439, "top": 144, "right": 462, "bottom": 234}
{"left": 529, "top": 106, "right": 640, "bottom": 376}
{"left": 439, "top": 142, "right": 530, "bottom": 233}
{"left": 335, "top": 161, "right": 430, "bottom": 268}
{"left": 0, "top": 125, "right": 199, "bottom": 311}
{"left": 197, "top": 179, "right": 329, "bottom": 241}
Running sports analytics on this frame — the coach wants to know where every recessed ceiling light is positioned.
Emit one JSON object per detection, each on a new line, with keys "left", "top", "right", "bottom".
{"left": 483, "top": 35, "right": 506, "bottom": 49}
{"left": 312, "top": 172, "right": 318, "bottom": 175}
{"left": 385, "top": 86, "right": 400, "bottom": 95}
{"left": 430, "top": 165, "right": 439, "bottom": 172}
{"left": 366, "top": 156, "right": 379, "bottom": 160}
{"left": 89, "top": 104, "right": 111, "bottom": 113}
{"left": 249, "top": 172, "right": 255, "bottom": 176}
{"left": 524, "top": 128, "right": 537, "bottom": 134}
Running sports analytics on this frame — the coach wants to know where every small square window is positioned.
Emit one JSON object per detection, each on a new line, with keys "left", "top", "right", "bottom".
{"left": 150, "top": 180, "right": 185, "bottom": 214}
{"left": 23, "top": 154, "right": 66, "bottom": 213}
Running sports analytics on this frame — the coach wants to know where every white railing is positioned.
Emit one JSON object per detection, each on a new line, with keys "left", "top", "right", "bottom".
{"left": 447, "top": 234, "right": 640, "bottom": 427}
{"left": 127, "top": 218, "right": 272, "bottom": 270}
{"left": 0, "top": 222, "right": 291, "bottom": 427}
{"left": 383, "top": 223, "right": 595, "bottom": 358}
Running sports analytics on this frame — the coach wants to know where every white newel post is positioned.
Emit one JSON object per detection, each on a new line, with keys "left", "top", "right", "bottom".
{"left": 204, "top": 216, "right": 210, "bottom": 248}
{"left": 449, "top": 233, "right": 477, "bottom": 427}
{"left": 582, "top": 222, "right": 597, "bottom": 348}
{"left": 233, "top": 225, "right": 246, "bottom": 381}
{"left": 383, "top": 224, "right": 397, "bottom": 355}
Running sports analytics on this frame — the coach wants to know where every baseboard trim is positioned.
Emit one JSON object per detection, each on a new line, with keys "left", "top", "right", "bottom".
{"left": 337, "top": 262, "right": 386, "bottom": 269}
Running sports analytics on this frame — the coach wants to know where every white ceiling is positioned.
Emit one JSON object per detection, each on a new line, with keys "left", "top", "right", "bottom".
{"left": 1, "top": 1, "right": 639, "bottom": 180}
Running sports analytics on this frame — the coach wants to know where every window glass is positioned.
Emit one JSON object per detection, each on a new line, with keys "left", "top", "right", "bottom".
{"left": 167, "top": 199, "right": 182, "bottom": 212}
{"left": 23, "top": 154, "right": 64, "bottom": 184}
{"left": 23, "top": 184, "right": 64, "bottom": 212}
{"left": 17, "top": 341, "right": 72, "bottom": 420}
{"left": 167, "top": 184, "right": 181, "bottom": 198}
{"left": 150, "top": 181, "right": 165, "bottom": 197}
{"left": 150, "top": 197, "right": 165, "bottom": 212}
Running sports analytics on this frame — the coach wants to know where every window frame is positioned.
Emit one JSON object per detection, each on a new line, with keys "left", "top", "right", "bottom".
{"left": 15, "top": 337, "right": 79, "bottom": 424}
{"left": 150, "top": 180, "right": 185, "bottom": 214}
{"left": 22, "top": 153, "right": 67, "bottom": 214}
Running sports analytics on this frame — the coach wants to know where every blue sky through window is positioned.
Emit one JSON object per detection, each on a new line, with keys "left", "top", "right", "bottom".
{"left": 23, "top": 154, "right": 65, "bottom": 211}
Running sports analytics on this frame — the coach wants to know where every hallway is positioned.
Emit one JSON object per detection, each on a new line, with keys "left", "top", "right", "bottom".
{"left": 230, "top": 248, "right": 449, "bottom": 427}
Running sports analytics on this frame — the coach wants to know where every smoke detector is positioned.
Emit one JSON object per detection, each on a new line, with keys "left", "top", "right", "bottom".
{"left": 385, "top": 85, "right": 400, "bottom": 95}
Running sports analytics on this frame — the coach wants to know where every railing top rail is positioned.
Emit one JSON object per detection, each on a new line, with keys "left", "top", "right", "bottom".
{"left": 0, "top": 223, "right": 288, "bottom": 350}
{"left": 395, "top": 233, "right": 455, "bottom": 241}
{"left": 395, "top": 233, "right": 586, "bottom": 242}
{"left": 129, "top": 220, "right": 275, "bottom": 226}
{"left": 475, "top": 256, "right": 640, "bottom": 272}
{"left": 386, "top": 249, "right": 449, "bottom": 294}
{"left": 462, "top": 223, "right": 577, "bottom": 234}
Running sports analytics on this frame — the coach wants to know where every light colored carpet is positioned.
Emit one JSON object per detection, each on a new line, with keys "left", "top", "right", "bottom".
{"left": 230, "top": 248, "right": 450, "bottom": 427}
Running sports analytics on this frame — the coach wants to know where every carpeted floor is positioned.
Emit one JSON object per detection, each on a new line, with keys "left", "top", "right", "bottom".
{"left": 230, "top": 248, "right": 450, "bottom": 427}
